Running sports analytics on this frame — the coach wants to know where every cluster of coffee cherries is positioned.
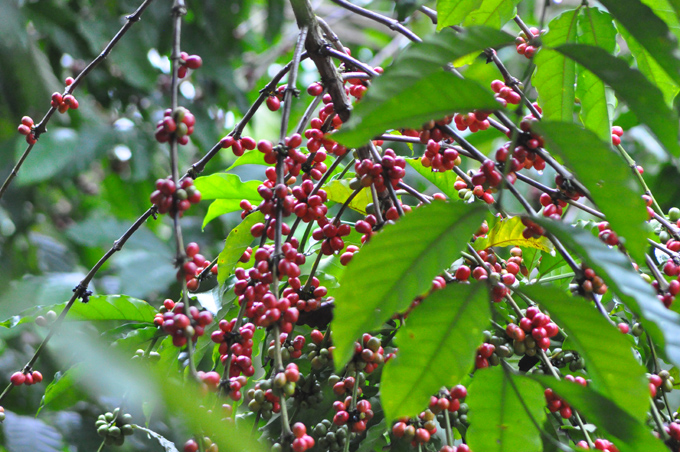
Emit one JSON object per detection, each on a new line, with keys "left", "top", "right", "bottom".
{"left": 269, "top": 363, "right": 301, "bottom": 399}
{"left": 491, "top": 80, "right": 522, "bottom": 106}
{"left": 150, "top": 177, "right": 202, "bottom": 216}
{"left": 520, "top": 217, "right": 545, "bottom": 240}
{"left": 184, "top": 437, "right": 218, "bottom": 452}
{"left": 506, "top": 307, "right": 560, "bottom": 354}
{"left": 428, "top": 384, "right": 468, "bottom": 416}
{"left": 348, "top": 334, "right": 386, "bottom": 374}
{"left": 51, "top": 78, "right": 79, "bottom": 113}
{"left": 653, "top": 273, "right": 679, "bottom": 309}
{"left": 34, "top": 309, "right": 58, "bottom": 327}
{"left": 307, "top": 329, "right": 335, "bottom": 370}
{"left": 246, "top": 380, "right": 281, "bottom": 420}
{"left": 266, "top": 333, "right": 305, "bottom": 360}
{"left": 354, "top": 214, "right": 378, "bottom": 244}
{"left": 351, "top": 150, "right": 406, "bottom": 193}
{"left": 311, "top": 421, "right": 349, "bottom": 452}
{"left": 17, "top": 116, "right": 37, "bottom": 145}
{"left": 179, "top": 242, "right": 210, "bottom": 291}
{"left": 292, "top": 373, "right": 324, "bottom": 409}
{"left": 453, "top": 177, "right": 495, "bottom": 205}
{"left": 330, "top": 374, "right": 360, "bottom": 398}
{"left": 178, "top": 52, "right": 202, "bottom": 78}
{"left": 539, "top": 193, "right": 567, "bottom": 219}
{"left": 339, "top": 244, "right": 360, "bottom": 266}
{"left": 422, "top": 139, "right": 461, "bottom": 171}
{"left": 544, "top": 375, "right": 587, "bottom": 419}
{"left": 611, "top": 125, "right": 624, "bottom": 146}
{"left": 515, "top": 27, "right": 543, "bottom": 58}
{"left": 596, "top": 221, "right": 620, "bottom": 247}
{"left": 649, "top": 370, "right": 675, "bottom": 397}
{"left": 332, "top": 396, "right": 374, "bottom": 433}
{"left": 211, "top": 320, "right": 256, "bottom": 378}
{"left": 291, "top": 180, "right": 329, "bottom": 223}
{"left": 401, "top": 116, "right": 454, "bottom": 145}
{"left": 154, "top": 107, "right": 196, "bottom": 145}
{"left": 392, "top": 409, "right": 444, "bottom": 447}
{"left": 571, "top": 266, "right": 608, "bottom": 296}
{"left": 95, "top": 409, "right": 133, "bottom": 447}
{"left": 665, "top": 421, "right": 680, "bottom": 444}
{"left": 154, "top": 299, "right": 213, "bottom": 347}
{"left": 265, "top": 84, "right": 287, "bottom": 112}
{"left": 576, "top": 439, "right": 619, "bottom": 451}
{"left": 312, "top": 221, "right": 352, "bottom": 256}
{"left": 453, "top": 111, "right": 491, "bottom": 133}
{"left": 10, "top": 369, "right": 43, "bottom": 386}
{"left": 278, "top": 422, "right": 315, "bottom": 452}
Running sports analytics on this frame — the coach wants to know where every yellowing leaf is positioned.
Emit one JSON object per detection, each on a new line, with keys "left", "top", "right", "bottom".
{"left": 325, "top": 180, "right": 371, "bottom": 215}
{"left": 473, "top": 216, "right": 552, "bottom": 251}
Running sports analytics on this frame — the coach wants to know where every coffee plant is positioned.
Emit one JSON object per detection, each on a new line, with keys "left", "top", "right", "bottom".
{"left": 3, "top": 0, "right": 680, "bottom": 451}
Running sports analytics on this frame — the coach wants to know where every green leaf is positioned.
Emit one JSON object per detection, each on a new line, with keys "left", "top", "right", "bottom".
{"left": 381, "top": 283, "right": 489, "bottom": 421}
{"left": 226, "top": 150, "right": 270, "bottom": 171}
{"left": 641, "top": 0, "right": 680, "bottom": 42}
{"left": 194, "top": 173, "right": 261, "bottom": 228}
{"left": 555, "top": 43, "right": 680, "bottom": 159}
{"left": 1, "top": 294, "right": 156, "bottom": 328}
{"left": 473, "top": 216, "right": 552, "bottom": 252}
{"left": 466, "top": 367, "right": 546, "bottom": 452}
{"left": 532, "top": 121, "right": 649, "bottom": 264}
{"left": 325, "top": 180, "right": 371, "bottom": 215}
{"left": 598, "top": 0, "right": 680, "bottom": 86}
{"left": 216, "top": 211, "right": 264, "bottom": 286}
{"left": 529, "top": 375, "right": 667, "bottom": 452}
{"left": 407, "top": 158, "right": 459, "bottom": 199}
{"left": 437, "top": 0, "right": 483, "bottom": 30}
{"left": 40, "top": 364, "right": 89, "bottom": 413}
{"left": 533, "top": 9, "right": 579, "bottom": 122}
{"left": 332, "top": 201, "right": 487, "bottom": 368}
{"left": 333, "top": 27, "right": 514, "bottom": 148}
{"left": 519, "top": 284, "right": 648, "bottom": 422}
{"left": 618, "top": 26, "right": 680, "bottom": 107}
{"left": 576, "top": 8, "right": 617, "bottom": 141}
{"left": 133, "top": 425, "right": 180, "bottom": 452}
{"left": 534, "top": 218, "right": 680, "bottom": 367}
{"left": 462, "top": 0, "right": 522, "bottom": 28}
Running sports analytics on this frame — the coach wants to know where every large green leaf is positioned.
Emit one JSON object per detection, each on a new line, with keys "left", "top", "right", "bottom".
{"left": 436, "top": 0, "right": 482, "bottom": 30}
{"left": 535, "top": 218, "right": 680, "bottom": 367}
{"left": 194, "top": 173, "right": 261, "bottom": 228}
{"left": 466, "top": 366, "right": 545, "bottom": 452}
{"left": 325, "top": 180, "right": 371, "bottom": 215}
{"left": 618, "top": 26, "right": 680, "bottom": 107}
{"left": 39, "top": 364, "right": 89, "bottom": 413}
{"left": 599, "top": 0, "right": 680, "bottom": 86}
{"left": 332, "top": 201, "right": 487, "bottom": 368}
{"left": 576, "top": 7, "right": 617, "bottom": 141}
{"left": 0, "top": 294, "right": 156, "bottom": 328}
{"left": 216, "top": 211, "right": 264, "bottom": 286}
{"left": 641, "top": 0, "right": 680, "bottom": 42}
{"left": 473, "top": 216, "right": 552, "bottom": 252}
{"left": 462, "top": 0, "right": 522, "bottom": 28}
{"left": 381, "top": 283, "right": 489, "bottom": 421}
{"left": 406, "top": 158, "right": 459, "bottom": 199}
{"left": 533, "top": 121, "right": 649, "bottom": 264}
{"left": 556, "top": 44, "right": 680, "bottom": 159}
{"left": 520, "top": 285, "right": 648, "bottom": 422}
{"left": 529, "top": 375, "right": 667, "bottom": 452}
{"left": 334, "top": 27, "right": 514, "bottom": 148}
{"left": 533, "top": 9, "right": 579, "bottom": 122}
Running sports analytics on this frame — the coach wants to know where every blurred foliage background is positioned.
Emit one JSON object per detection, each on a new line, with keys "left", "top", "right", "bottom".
{"left": 1, "top": 0, "right": 679, "bottom": 450}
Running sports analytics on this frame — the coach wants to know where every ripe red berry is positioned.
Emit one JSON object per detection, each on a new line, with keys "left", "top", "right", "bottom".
{"left": 10, "top": 372, "right": 25, "bottom": 386}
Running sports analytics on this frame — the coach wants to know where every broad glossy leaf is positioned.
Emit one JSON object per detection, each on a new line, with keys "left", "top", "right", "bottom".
{"left": 437, "top": 0, "right": 482, "bottom": 30}
{"left": 1, "top": 294, "right": 156, "bottom": 327}
{"left": 40, "top": 364, "right": 89, "bottom": 413}
{"left": 576, "top": 8, "right": 617, "bottom": 141}
{"left": 520, "top": 285, "right": 648, "bottom": 421}
{"left": 325, "top": 180, "right": 371, "bottom": 215}
{"left": 226, "top": 150, "right": 269, "bottom": 171}
{"left": 533, "top": 9, "right": 579, "bottom": 122}
{"left": 467, "top": 367, "right": 545, "bottom": 452}
{"left": 535, "top": 218, "right": 680, "bottom": 367}
{"left": 334, "top": 27, "right": 514, "bottom": 148}
{"left": 332, "top": 202, "right": 487, "bottom": 368}
{"left": 619, "top": 26, "right": 680, "bottom": 107}
{"left": 194, "top": 173, "right": 261, "bottom": 228}
{"left": 473, "top": 216, "right": 552, "bottom": 252}
{"left": 556, "top": 44, "right": 680, "bottom": 159}
{"left": 533, "top": 121, "right": 649, "bottom": 264}
{"left": 381, "top": 283, "right": 489, "bottom": 421}
{"left": 599, "top": 0, "right": 680, "bottom": 86}
{"left": 407, "top": 158, "right": 459, "bottom": 199}
{"left": 216, "top": 211, "right": 264, "bottom": 286}
{"left": 462, "top": 0, "right": 522, "bottom": 28}
{"left": 529, "top": 375, "right": 667, "bottom": 452}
